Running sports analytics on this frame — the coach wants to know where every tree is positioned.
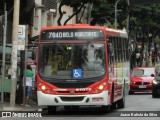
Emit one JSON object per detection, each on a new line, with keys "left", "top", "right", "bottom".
{"left": 128, "top": 3, "right": 160, "bottom": 66}
{"left": 19, "top": 0, "right": 35, "bottom": 25}
{"left": 0, "top": 0, "right": 35, "bottom": 24}
{"left": 57, "top": 0, "right": 101, "bottom": 26}
{"left": 90, "top": 0, "right": 127, "bottom": 27}
{"left": 129, "top": 4, "right": 160, "bottom": 39}
{"left": 91, "top": 0, "right": 114, "bottom": 26}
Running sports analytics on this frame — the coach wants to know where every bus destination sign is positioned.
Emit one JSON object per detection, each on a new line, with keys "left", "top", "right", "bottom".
{"left": 40, "top": 29, "right": 104, "bottom": 40}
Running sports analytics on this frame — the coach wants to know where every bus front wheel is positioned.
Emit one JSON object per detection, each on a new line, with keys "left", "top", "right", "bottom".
{"left": 48, "top": 106, "right": 56, "bottom": 114}
{"left": 101, "top": 105, "right": 111, "bottom": 113}
{"left": 64, "top": 106, "right": 79, "bottom": 111}
{"left": 117, "top": 84, "right": 125, "bottom": 108}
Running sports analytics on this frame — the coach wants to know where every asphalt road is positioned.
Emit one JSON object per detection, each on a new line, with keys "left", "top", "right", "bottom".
{"left": 39, "top": 92, "right": 160, "bottom": 119}
{"left": 1, "top": 93, "right": 159, "bottom": 120}
{"left": 120, "top": 92, "right": 160, "bottom": 111}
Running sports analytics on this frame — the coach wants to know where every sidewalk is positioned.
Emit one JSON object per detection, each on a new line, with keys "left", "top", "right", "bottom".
{"left": 0, "top": 99, "right": 44, "bottom": 112}
{"left": 142, "top": 60, "right": 160, "bottom": 67}
{"left": 155, "top": 61, "right": 160, "bottom": 66}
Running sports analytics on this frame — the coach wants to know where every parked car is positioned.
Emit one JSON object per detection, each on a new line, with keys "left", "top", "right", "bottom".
{"left": 152, "top": 65, "right": 160, "bottom": 98}
{"left": 129, "top": 67, "right": 155, "bottom": 94}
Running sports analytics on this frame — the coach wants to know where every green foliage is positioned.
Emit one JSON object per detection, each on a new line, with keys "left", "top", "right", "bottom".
{"left": 91, "top": 0, "right": 127, "bottom": 27}
{"left": 130, "top": 4, "right": 160, "bottom": 38}
{"left": 91, "top": 0, "right": 115, "bottom": 25}
{"left": 57, "top": 0, "right": 160, "bottom": 40}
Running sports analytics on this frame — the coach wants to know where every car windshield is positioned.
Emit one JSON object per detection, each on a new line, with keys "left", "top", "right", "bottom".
{"left": 131, "top": 68, "right": 155, "bottom": 77}
{"left": 38, "top": 42, "right": 106, "bottom": 79}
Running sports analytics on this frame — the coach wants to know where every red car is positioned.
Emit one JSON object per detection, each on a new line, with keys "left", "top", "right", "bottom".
{"left": 129, "top": 67, "right": 155, "bottom": 94}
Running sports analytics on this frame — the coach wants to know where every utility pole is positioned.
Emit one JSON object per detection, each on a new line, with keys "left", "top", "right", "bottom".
{"left": 10, "top": 0, "right": 20, "bottom": 107}
{"left": 1, "top": 3, "right": 7, "bottom": 109}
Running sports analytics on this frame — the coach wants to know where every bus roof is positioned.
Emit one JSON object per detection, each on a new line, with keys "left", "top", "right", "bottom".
{"left": 105, "top": 28, "right": 128, "bottom": 38}
{"left": 41, "top": 24, "right": 105, "bottom": 30}
{"left": 40, "top": 24, "right": 128, "bottom": 38}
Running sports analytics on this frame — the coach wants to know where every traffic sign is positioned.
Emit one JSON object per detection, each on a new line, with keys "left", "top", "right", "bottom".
{"left": 17, "top": 25, "right": 27, "bottom": 50}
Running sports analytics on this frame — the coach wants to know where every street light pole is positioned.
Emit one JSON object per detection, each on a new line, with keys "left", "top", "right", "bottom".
{"left": 115, "top": 0, "right": 120, "bottom": 29}
{"left": 126, "top": 0, "right": 130, "bottom": 34}
{"left": 87, "top": 3, "right": 93, "bottom": 24}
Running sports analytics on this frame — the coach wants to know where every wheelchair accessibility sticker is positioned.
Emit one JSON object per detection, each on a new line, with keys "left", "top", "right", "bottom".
{"left": 72, "top": 69, "right": 82, "bottom": 79}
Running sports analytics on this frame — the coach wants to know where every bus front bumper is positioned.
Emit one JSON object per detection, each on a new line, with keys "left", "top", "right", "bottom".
{"left": 37, "top": 90, "right": 109, "bottom": 106}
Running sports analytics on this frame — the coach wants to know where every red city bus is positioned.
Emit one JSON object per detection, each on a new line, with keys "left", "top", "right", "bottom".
{"left": 36, "top": 24, "right": 130, "bottom": 113}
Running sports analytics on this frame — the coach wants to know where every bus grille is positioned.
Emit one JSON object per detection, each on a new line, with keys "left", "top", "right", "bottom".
{"left": 52, "top": 82, "right": 95, "bottom": 88}
{"left": 57, "top": 91, "right": 88, "bottom": 94}
{"left": 60, "top": 97, "right": 84, "bottom": 102}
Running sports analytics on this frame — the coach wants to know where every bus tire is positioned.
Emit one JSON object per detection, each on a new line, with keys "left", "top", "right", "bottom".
{"left": 72, "top": 106, "right": 79, "bottom": 111}
{"left": 64, "top": 106, "right": 72, "bottom": 111}
{"left": 101, "top": 105, "right": 111, "bottom": 113}
{"left": 48, "top": 106, "right": 56, "bottom": 114}
{"left": 117, "top": 82, "right": 125, "bottom": 108}
{"left": 117, "top": 97, "right": 125, "bottom": 108}
{"left": 111, "top": 83, "right": 116, "bottom": 110}
{"left": 64, "top": 106, "right": 79, "bottom": 111}
{"left": 111, "top": 102, "right": 117, "bottom": 110}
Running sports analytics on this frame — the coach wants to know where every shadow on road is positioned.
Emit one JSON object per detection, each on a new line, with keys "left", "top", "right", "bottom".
{"left": 128, "top": 92, "right": 152, "bottom": 95}
{"left": 128, "top": 92, "right": 160, "bottom": 98}
{"left": 42, "top": 106, "right": 123, "bottom": 116}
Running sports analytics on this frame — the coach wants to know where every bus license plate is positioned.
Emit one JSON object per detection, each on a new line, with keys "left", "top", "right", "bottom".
{"left": 139, "top": 85, "right": 146, "bottom": 88}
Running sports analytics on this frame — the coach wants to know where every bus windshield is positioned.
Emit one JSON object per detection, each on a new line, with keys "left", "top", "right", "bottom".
{"left": 39, "top": 42, "right": 105, "bottom": 79}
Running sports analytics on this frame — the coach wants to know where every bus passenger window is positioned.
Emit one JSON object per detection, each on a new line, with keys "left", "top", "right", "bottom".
{"left": 108, "top": 42, "right": 114, "bottom": 64}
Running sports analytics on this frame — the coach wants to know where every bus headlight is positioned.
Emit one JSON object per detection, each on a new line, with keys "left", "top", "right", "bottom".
{"left": 98, "top": 85, "right": 104, "bottom": 90}
{"left": 152, "top": 79, "right": 158, "bottom": 85}
{"left": 41, "top": 85, "right": 46, "bottom": 90}
{"left": 39, "top": 84, "right": 52, "bottom": 94}
{"left": 91, "top": 82, "right": 107, "bottom": 94}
